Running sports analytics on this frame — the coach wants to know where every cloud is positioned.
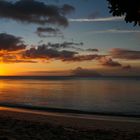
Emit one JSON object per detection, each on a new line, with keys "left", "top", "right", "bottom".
{"left": 110, "top": 48, "right": 140, "bottom": 60}
{"left": 0, "top": 34, "right": 99, "bottom": 63}
{"left": 122, "top": 65, "right": 132, "bottom": 69}
{"left": 45, "top": 42, "right": 98, "bottom": 52}
{"left": 0, "top": 0, "right": 75, "bottom": 26}
{"left": 88, "top": 29, "right": 140, "bottom": 34}
{"left": 69, "top": 16, "right": 123, "bottom": 22}
{"left": 98, "top": 56, "right": 122, "bottom": 67}
{"left": 47, "top": 42, "right": 83, "bottom": 50}
{"left": 0, "top": 52, "right": 37, "bottom": 63}
{"left": 23, "top": 44, "right": 78, "bottom": 60}
{"left": 0, "top": 33, "right": 26, "bottom": 51}
{"left": 71, "top": 67, "right": 101, "bottom": 76}
{"left": 23, "top": 44, "right": 99, "bottom": 62}
{"left": 61, "top": 4, "right": 75, "bottom": 15}
{"left": 36, "top": 27, "right": 63, "bottom": 38}
{"left": 63, "top": 54, "right": 98, "bottom": 62}
{"left": 1, "top": 57, "right": 37, "bottom": 63}
{"left": 85, "top": 48, "right": 99, "bottom": 52}
{"left": 0, "top": 33, "right": 37, "bottom": 63}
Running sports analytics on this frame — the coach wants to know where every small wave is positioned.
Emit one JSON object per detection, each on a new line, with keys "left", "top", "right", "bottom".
{"left": 0, "top": 102, "right": 139, "bottom": 118}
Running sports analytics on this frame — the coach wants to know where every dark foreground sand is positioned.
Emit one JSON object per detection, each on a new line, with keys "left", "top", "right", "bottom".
{"left": 0, "top": 107, "right": 140, "bottom": 140}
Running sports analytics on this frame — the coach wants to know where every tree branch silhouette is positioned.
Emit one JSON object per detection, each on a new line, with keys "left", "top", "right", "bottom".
{"left": 107, "top": 0, "right": 140, "bottom": 26}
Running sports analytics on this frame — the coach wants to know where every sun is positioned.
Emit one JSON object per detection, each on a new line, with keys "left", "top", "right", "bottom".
{"left": 0, "top": 63, "right": 26, "bottom": 76}
{"left": 0, "top": 64, "right": 7, "bottom": 75}
{"left": 0, "top": 68, "right": 5, "bottom": 75}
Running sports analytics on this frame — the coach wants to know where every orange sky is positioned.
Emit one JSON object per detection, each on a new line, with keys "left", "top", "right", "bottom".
{"left": 0, "top": 59, "right": 140, "bottom": 76}
{"left": 0, "top": 0, "right": 139, "bottom": 76}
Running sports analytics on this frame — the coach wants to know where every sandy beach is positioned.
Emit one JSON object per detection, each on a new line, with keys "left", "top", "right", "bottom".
{"left": 0, "top": 107, "right": 140, "bottom": 140}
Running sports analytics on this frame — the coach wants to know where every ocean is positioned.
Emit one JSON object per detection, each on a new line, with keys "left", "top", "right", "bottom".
{"left": 0, "top": 76, "right": 140, "bottom": 116}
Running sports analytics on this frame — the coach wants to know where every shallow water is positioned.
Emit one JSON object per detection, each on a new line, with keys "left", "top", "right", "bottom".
{"left": 0, "top": 77, "right": 140, "bottom": 116}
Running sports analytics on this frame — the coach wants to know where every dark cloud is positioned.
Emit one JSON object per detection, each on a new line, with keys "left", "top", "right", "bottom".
{"left": 23, "top": 44, "right": 78, "bottom": 60}
{"left": 61, "top": 4, "right": 75, "bottom": 15}
{"left": 86, "top": 48, "right": 99, "bottom": 52}
{"left": 35, "top": 41, "right": 83, "bottom": 50}
{"left": 63, "top": 54, "right": 98, "bottom": 62}
{"left": 122, "top": 65, "right": 132, "bottom": 69}
{"left": 110, "top": 48, "right": 140, "bottom": 60}
{"left": 1, "top": 58, "right": 37, "bottom": 63}
{"left": 0, "top": 0, "right": 75, "bottom": 26}
{"left": 98, "top": 56, "right": 122, "bottom": 67}
{"left": 47, "top": 42, "right": 83, "bottom": 50}
{"left": 61, "top": 42, "right": 83, "bottom": 47}
{"left": 0, "top": 33, "right": 99, "bottom": 63}
{"left": 23, "top": 44, "right": 99, "bottom": 62}
{"left": 0, "top": 33, "right": 26, "bottom": 51}
{"left": 36, "top": 27, "right": 63, "bottom": 38}
{"left": 0, "top": 53, "right": 37, "bottom": 63}
{"left": 37, "top": 27, "right": 60, "bottom": 34}
{"left": 38, "top": 42, "right": 98, "bottom": 53}
{"left": 72, "top": 67, "right": 101, "bottom": 76}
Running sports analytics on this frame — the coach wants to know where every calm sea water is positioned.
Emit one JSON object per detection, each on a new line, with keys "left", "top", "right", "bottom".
{"left": 0, "top": 77, "right": 140, "bottom": 116}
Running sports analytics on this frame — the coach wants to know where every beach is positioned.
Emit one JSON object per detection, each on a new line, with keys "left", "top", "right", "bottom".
{"left": 0, "top": 107, "right": 140, "bottom": 140}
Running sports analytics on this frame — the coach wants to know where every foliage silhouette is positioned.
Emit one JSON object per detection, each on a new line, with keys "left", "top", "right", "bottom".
{"left": 107, "top": 0, "right": 140, "bottom": 26}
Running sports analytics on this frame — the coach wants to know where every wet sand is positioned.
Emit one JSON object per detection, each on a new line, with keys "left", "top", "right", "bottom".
{"left": 0, "top": 107, "right": 140, "bottom": 140}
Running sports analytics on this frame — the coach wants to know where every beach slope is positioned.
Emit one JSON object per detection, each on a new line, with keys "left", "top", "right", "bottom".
{"left": 0, "top": 107, "right": 140, "bottom": 140}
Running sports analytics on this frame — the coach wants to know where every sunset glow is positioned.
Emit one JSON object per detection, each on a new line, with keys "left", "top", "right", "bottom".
{"left": 0, "top": 67, "right": 5, "bottom": 75}
{"left": 0, "top": 0, "right": 139, "bottom": 76}
{"left": 0, "top": 1, "right": 140, "bottom": 139}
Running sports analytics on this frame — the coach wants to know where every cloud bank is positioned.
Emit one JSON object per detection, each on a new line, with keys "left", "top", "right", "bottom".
{"left": 0, "top": 33, "right": 26, "bottom": 51}
{"left": 110, "top": 48, "right": 140, "bottom": 60}
{"left": 0, "top": 0, "right": 75, "bottom": 26}
{"left": 72, "top": 67, "right": 101, "bottom": 76}
{"left": 0, "top": 33, "right": 138, "bottom": 71}
{"left": 23, "top": 44, "right": 98, "bottom": 62}
{"left": 98, "top": 56, "right": 122, "bottom": 67}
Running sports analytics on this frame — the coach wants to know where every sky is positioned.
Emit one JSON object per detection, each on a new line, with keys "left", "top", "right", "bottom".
{"left": 0, "top": 0, "right": 140, "bottom": 76}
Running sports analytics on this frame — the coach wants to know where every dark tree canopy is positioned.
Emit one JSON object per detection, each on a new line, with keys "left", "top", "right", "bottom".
{"left": 107, "top": 0, "right": 140, "bottom": 26}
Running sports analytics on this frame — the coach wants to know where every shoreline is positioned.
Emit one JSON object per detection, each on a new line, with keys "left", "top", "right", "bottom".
{"left": 0, "top": 103, "right": 139, "bottom": 118}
